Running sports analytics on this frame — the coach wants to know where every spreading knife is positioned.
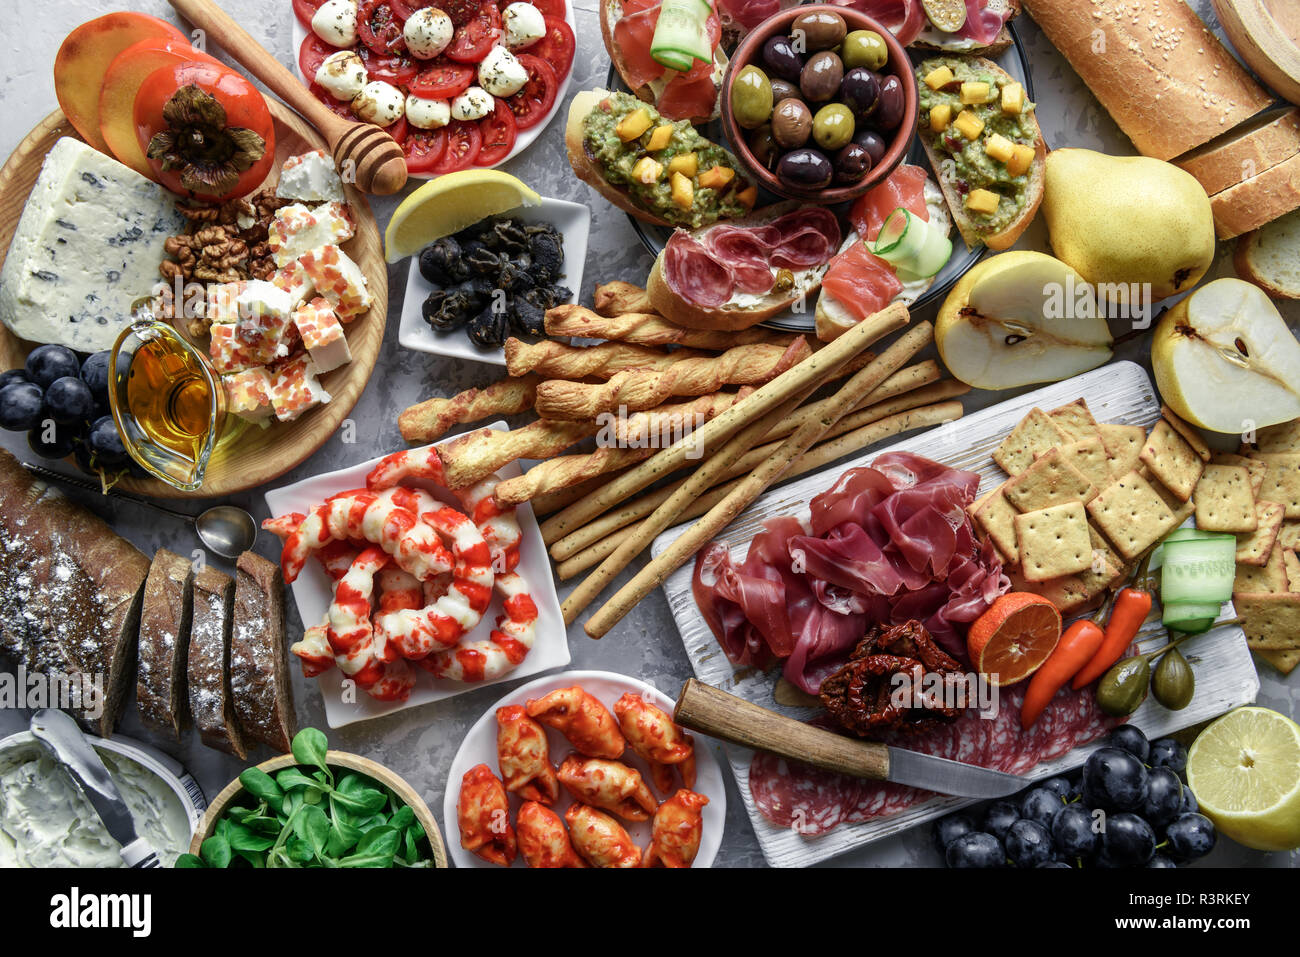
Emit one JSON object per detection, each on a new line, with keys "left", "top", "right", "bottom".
{"left": 674, "top": 679, "right": 1025, "bottom": 800}
{"left": 29, "top": 709, "right": 161, "bottom": 868}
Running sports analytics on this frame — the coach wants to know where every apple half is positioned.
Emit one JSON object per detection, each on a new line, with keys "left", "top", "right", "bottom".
{"left": 1153, "top": 278, "right": 1300, "bottom": 433}
{"left": 936, "top": 251, "right": 1114, "bottom": 390}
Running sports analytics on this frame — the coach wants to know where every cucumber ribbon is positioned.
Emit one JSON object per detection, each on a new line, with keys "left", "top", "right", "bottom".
{"left": 651, "top": 0, "right": 715, "bottom": 73}
{"left": 869, "top": 207, "right": 952, "bottom": 280}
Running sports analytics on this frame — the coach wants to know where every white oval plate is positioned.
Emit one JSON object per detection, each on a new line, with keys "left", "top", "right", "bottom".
{"left": 397, "top": 195, "right": 589, "bottom": 365}
{"left": 290, "top": 1, "right": 575, "bottom": 176}
{"left": 443, "top": 669, "right": 726, "bottom": 868}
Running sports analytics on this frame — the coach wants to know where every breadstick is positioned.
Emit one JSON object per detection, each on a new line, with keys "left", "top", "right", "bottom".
{"left": 544, "top": 304, "right": 801, "bottom": 350}
{"left": 537, "top": 302, "right": 909, "bottom": 543}
{"left": 593, "top": 281, "right": 654, "bottom": 316}
{"left": 548, "top": 376, "right": 968, "bottom": 558}
{"left": 534, "top": 338, "right": 813, "bottom": 420}
{"left": 438, "top": 389, "right": 751, "bottom": 488}
{"left": 555, "top": 400, "right": 965, "bottom": 579}
{"left": 505, "top": 337, "right": 708, "bottom": 379}
{"left": 531, "top": 471, "right": 628, "bottom": 517}
{"left": 582, "top": 320, "right": 935, "bottom": 638}
{"left": 398, "top": 374, "right": 540, "bottom": 444}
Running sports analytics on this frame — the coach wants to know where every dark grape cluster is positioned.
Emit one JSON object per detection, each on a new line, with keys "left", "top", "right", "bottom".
{"left": 935, "top": 725, "right": 1216, "bottom": 868}
{"left": 0, "top": 345, "right": 140, "bottom": 480}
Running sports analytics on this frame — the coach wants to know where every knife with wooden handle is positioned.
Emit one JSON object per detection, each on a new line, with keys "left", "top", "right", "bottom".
{"left": 674, "top": 679, "right": 1026, "bottom": 799}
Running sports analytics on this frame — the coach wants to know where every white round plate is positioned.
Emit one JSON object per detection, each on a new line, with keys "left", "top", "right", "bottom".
{"left": 291, "top": 1, "right": 575, "bottom": 176}
{"left": 443, "top": 670, "right": 727, "bottom": 868}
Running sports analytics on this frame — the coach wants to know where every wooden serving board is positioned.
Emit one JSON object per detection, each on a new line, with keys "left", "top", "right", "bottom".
{"left": 0, "top": 101, "right": 387, "bottom": 499}
{"left": 655, "top": 361, "right": 1261, "bottom": 868}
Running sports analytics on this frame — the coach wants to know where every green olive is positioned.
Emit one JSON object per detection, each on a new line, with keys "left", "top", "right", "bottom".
{"left": 1096, "top": 655, "right": 1151, "bottom": 717}
{"left": 731, "top": 65, "right": 774, "bottom": 130}
{"left": 812, "top": 103, "right": 855, "bottom": 151}
{"left": 841, "top": 29, "right": 888, "bottom": 71}
{"left": 1152, "top": 647, "right": 1195, "bottom": 710}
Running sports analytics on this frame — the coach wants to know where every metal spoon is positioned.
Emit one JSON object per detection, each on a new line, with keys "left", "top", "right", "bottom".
{"left": 22, "top": 462, "right": 258, "bottom": 559}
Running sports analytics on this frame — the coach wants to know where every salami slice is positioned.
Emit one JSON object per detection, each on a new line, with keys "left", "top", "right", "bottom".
{"left": 663, "top": 231, "right": 734, "bottom": 307}
{"left": 985, "top": 685, "right": 1026, "bottom": 772}
{"left": 1040, "top": 685, "right": 1093, "bottom": 763}
{"left": 766, "top": 208, "right": 841, "bottom": 268}
{"left": 702, "top": 226, "right": 779, "bottom": 294}
{"left": 749, "top": 751, "right": 861, "bottom": 836}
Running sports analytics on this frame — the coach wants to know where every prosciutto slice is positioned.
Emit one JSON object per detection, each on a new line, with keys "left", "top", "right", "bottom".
{"left": 832, "top": 0, "right": 926, "bottom": 46}
{"left": 612, "top": 0, "right": 723, "bottom": 120}
{"left": 693, "top": 452, "right": 1009, "bottom": 692}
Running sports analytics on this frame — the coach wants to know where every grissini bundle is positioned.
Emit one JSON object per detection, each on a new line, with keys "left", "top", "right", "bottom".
{"left": 544, "top": 304, "right": 803, "bottom": 350}
{"left": 505, "top": 338, "right": 710, "bottom": 379}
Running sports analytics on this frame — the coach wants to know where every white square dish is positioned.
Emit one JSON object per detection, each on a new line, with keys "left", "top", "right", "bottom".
{"left": 263, "top": 422, "right": 570, "bottom": 727}
{"left": 397, "top": 196, "right": 590, "bottom": 366}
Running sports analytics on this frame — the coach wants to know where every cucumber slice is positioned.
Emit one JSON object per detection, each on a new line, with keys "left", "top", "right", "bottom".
{"left": 651, "top": 0, "right": 714, "bottom": 71}
{"left": 1162, "top": 599, "right": 1220, "bottom": 635}
{"left": 1161, "top": 535, "right": 1236, "bottom": 605}
{"left": 1164, "top": 528, "right": 1223, "bottom": 543}
{"left": 870, "top": 207, "right": 953, "bottom": 279}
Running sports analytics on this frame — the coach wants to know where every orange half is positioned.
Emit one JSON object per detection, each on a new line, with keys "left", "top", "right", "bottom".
{"left": 967, "top": 592, "right": 1062, "bottom": 687}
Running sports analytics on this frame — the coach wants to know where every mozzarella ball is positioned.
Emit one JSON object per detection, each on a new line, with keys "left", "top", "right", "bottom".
{"left": 451, "top": 86, "right": 495, "bottom": 121}
{"left": 312, "top": 0, "right": 358, "bottom": 47}
{"left": 315, "top": 50, "right": 367, "bottom": 102}
{"left": 406, "top": 95, "right": 451, "bottom": 129}
{"left": 477, "top": 45, "right": 529, "bottom": 97}
{"left": 352, "top": 80, "right": 406, "bottom": 125}
{"left": 404, "top": 7, "right": 455, "bottom": 59}
{"left": 503, "top": 2, "right": 546, "bottom": 50}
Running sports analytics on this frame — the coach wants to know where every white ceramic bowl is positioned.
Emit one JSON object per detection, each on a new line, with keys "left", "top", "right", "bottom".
{"left": 444, "top": 670, "right": 726, "bottom": 868}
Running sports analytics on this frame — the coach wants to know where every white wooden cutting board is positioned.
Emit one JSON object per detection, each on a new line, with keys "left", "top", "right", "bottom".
{"left": 654, "top": 361, "right": 1261, "bottom": 868}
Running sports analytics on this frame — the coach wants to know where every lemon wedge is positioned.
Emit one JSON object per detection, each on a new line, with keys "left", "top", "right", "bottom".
{"left": 1186, "top": 706, "right": 1300, "bottom": 851}
{"left": 384, "top": 171, "right": 541, "bottom": 262}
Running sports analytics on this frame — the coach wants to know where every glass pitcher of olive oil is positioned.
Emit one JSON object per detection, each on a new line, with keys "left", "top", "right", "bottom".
{"left": 108, "top": 304, "right": 227, "bottom": 492}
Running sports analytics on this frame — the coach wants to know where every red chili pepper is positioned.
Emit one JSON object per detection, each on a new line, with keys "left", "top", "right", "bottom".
{"left": 1071, "top": 552, "right": 1156, "bottom": 690}
{"left": 1021, "top": 595, "right": 1110, "bottom": 729}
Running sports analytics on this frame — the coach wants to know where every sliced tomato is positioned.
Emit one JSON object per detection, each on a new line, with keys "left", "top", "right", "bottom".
{"left": 531, "top": 16, "right": 575, "bottom": 77}
{"left": 309, "top": 82, "right": 359, "bottom": 120}
{"left": 403, "top": 126, "right": 449, "bottom": 174}
{"left": 508, "top": 54, "right": 558, "bottom": 131}
{"left": 475, "top": 98, "right": 518, "bottom": 166}
{"left": 409, "top": 60, "right": 475, "bottom": 98}
{"left": 358, "top": 0, "right": 409, "bottom": 54}
{"left": 383, "top": 115, "right": 410, "bottom": 145}
{"left": 392, "top": 0, "right": 439, "bottom": 17}
{"left": 529, "top": 0, "right": 567, "bottom": 18}
{"left": 431, "top": 120, "right": 482, "bottom": 173}
{"left": 446, "top": 3, "right": 502, "bottom": 63}
{"left": 299, "top": 34, "right": 337, "bottom": 81}
{"left": 358, "top": 44, "right": 420, "bottom": 86}
{"left": 293, "top": 0, "right": 331, "bottom": 30}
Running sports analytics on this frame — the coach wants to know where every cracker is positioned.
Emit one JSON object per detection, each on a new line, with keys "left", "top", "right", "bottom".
{"left": 1160, "top": 405, "right": 1212, "bottom": 461}
{"left": 1255, "top": 419, "right": 1300, "bottom": 453}
{"left": 974, "top": 486, "right": 1019, "bottom": 563}
{"left": 1098, "top": 424, "right": 1145, "bottom": 477}
{"left": 1088, "top": 522, "right": 1124, "bottom": 576}
{"left": 1014, "top": 502, "right": 1093, "bottom": 582}
{"left": 1087, "top": 470, "right": 1180, "bottom": 560}
{"left": 1234, "top": 543, "right": 1289, "bottom": 594}
{"left": 1251, "top": 452, "right": 1300, "bottom": 518}
{"left": 1004, "top": 565, "right": 1102, "bottom": 615}
{"left": 1235, "top": 500, "right": 1285, "bottom": 565}
{"left": 1152, "top": 480, "right": 1196, "bottom": 526}
{"left": 1284, "top": 549, "right": 1300, "bottom": 593}
{"left": 1194, "top": 464, "right": 1258, "bottom": 533}
{"left": 1253, "top": 647, "right": 1300, "bottom": 676}
{"left": 1211, "top": 452, "right": 1268, "bottom": 496}
{"left": 1234, "top": 592, "right": 1300, "bottom": 650}
{"left": 1279, "top": 520, "right": 1300, "bottom": 551}
{"left": 1003, "top": 448, "right": 1099, "bottom": 512}
{"left": 993, "top": 408, "right": 1070, "bottom": 476}
{"left": 1140, "top": 419, "right": 1204, "bottom": 501}
{"left": 1049, "top": 436, "right": 1115, "bottom": 495}
{"left": 1048, "top": 398, "right": 1100, "bottom": 443}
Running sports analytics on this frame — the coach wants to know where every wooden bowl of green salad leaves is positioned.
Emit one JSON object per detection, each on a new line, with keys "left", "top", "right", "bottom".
{"left": 180, "top": 728, "right": 447, "bottom": 869}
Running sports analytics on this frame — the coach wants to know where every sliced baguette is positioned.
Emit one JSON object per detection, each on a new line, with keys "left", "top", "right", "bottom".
{"left": 229, "top": 551, "right": 295, "bottom": 754}
{"left": 1175, "top": 107, "right": 1300, "bottom": 197}
{"left": 645, "top": 201, "right": 833, "bottom": 331}
{"left": 1209, "top": 150, "right": 1300, "bottom": 240}
{"left": 136, "top": 548, "right": 194, "bottom": 740}
{"left": 1234, "top": 208, "right": 1300, "bottom": 299}
{"left": 187, "top": 565, "right": 245, "bottom": 758}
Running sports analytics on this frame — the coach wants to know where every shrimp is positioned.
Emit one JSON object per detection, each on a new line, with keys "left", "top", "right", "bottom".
{"left": 325, "top": 547, "right": 389, "bottom": 687}
{"left": 417, "top": 570, "right": 537, "bottom": 682}
{"left": 366, "top": 445, "right": 445, "bottom": 491}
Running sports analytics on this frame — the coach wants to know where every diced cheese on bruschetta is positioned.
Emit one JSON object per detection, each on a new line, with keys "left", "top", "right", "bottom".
{"left": 298, "top": 245, "right": 372, "bottom": 319}
{"left": 293, "top": 297, "right": 352, "bottom": 373}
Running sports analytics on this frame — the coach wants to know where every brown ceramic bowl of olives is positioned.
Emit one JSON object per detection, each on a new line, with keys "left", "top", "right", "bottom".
{"left": 721, "top": 4, "right": 918, "bottom": 204}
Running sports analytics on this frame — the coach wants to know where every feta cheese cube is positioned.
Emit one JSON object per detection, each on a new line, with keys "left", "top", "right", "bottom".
{"left": 298, "top": 245, "right": 372, "bottom": 320}
{"left": 209, "top": 323, "right": 258, "bottom": 374}
{"left": 270, "top": 259, "right": 316, "bottom": 308}
{"left": 206, "top": 282, "right": 247, "bottom": 324}
{"left": 276, "top": 150, "right": 346, "bottom": 204}
{"left": 293, "top": 297, "right": 352, "bottom": 373}
{"left": 232, "top": 280, "right": 295, "bottom": 364}
{"left": 268, "top": 201, "right": 356, "bottom": 267}
{"left": 222, "top": 368, "right": 275, "bottom": 424}
{"left": 270, "top": 353, "right": 332, "bottom": 422}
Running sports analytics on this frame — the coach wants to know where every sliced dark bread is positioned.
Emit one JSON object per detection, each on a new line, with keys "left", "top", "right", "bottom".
{"left": 186, "top": 565, "right": 246, "bottom": 758}
{"left": 230, "top": 551, "right": 296, "bottom": 754}
{"left": 136, "top": 548, "right": 195, "bottom": 740}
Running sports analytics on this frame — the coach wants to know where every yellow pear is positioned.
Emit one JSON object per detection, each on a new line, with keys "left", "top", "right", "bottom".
{"left": 1043, "top": 149, "right": 1215, "bottom": 302}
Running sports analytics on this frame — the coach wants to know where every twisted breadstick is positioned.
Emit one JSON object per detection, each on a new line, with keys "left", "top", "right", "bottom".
{"left": 398, "top": 374, "right": 540, "bottom": 444}
{"left": 593, "top": 281, "right": 654, "bottom": 316}
{"left": 544, "top": 304, "right": 801, "bottom": 351}
{"left": 504, "top": 338, "right": 707, "bottom": 379}
{"left": 534, "top": 339, "right": 812, "bottom": 420}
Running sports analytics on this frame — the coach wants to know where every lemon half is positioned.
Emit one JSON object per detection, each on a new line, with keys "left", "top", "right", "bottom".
{"left": 384, "top": 170, "right": 541, "bottom": 263}
{"left": 1186, "top": 706, "right": 1300, "bottom": 852}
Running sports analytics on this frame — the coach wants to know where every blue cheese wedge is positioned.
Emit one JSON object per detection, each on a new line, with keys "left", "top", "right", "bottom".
{"left": 0, "top": 138, "right": 184, "bottom": 351}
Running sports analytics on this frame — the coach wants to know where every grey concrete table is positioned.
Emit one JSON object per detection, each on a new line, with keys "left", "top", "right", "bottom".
{"left": 0, "top": 0, "right": 1296, "bottom": 868}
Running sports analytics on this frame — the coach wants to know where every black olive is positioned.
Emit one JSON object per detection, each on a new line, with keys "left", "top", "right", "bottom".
{"left": 467, "top": 304, "right": 509, "bottom": 348}
{"left": 874, "top": 74, "right": 905, "bottom": 131}
{"left": 840, "top": 67, "right": 881, "bottom": 119}
{"left": 761, "top": 34, "right": 805, "bottom": 82}
{"left": 833, "top": 142, "right": 873, "bottom": 183}
{"left": 853, "top": 128, "right": 887, "bottom": 165}
{"left": 777, "top": 148, "right": 834, "bottom": 189}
